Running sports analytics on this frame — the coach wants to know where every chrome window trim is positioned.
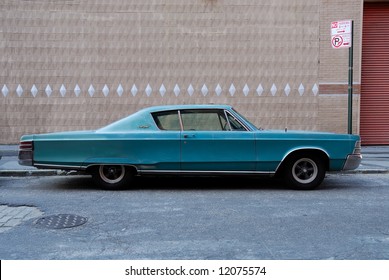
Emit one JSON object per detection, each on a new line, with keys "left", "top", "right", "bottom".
{"left": 151, "top": 110, "right": 182, "bottom": 131}
{"left": 230, "top": 108, "right": 257, "bottom": 131}
{"left": 151, "top": 108, "right": 252, "bottom": 132}
{"left": 223, "top": 110, "right": 232, "bottom": 131}
{"left": 177, "top": 110, "right": 184, "bottom": 131}
{"left": 225, "top": 110, "right": 250, "bottom": 131}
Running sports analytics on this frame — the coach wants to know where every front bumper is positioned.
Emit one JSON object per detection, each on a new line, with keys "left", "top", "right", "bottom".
{"left": 342, "top": 154, "right": 362, "bottom": 170}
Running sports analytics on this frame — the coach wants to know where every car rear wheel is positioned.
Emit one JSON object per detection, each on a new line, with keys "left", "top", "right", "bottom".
{"left": 92, "top": 165, "right": 133, "bottom": 190}
{"left": 284, "top": 155, "right": 326, "bottom": 190}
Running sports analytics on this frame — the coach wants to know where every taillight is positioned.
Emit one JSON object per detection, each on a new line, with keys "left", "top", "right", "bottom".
{"left": 18, "top": 141, "right": 33, "bottom": 166}
{"left": 353, "top": 140, "right": 362, "bottom": 155}
{"left": 19, "top": 141, "right": 33, "bottom": 150}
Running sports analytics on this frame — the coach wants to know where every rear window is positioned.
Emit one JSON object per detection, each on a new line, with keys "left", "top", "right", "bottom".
{"left": 152, "top": 111, "right": 181, "bottom": 131}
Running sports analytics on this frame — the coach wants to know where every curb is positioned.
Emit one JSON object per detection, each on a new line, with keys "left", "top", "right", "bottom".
{"left": 341, "top": 169, "right": 389, "bottom": 174}
{"left": 0, "top": 170, "right": 82, "bottom": 177}
{"left": 0, "top": 151, "right": 18, "bottom": 157}
{"left": 0, "top": 170, "right": 63, "bottom": 177}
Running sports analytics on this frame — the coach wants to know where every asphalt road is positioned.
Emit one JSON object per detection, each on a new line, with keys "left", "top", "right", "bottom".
{"left": 0, "top": 173, "right": 388, "bottom": 260}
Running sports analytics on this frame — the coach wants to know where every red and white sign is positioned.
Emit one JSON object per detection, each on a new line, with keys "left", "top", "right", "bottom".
{"left": 331, "top": 20, "right": 352, "bottom": 49}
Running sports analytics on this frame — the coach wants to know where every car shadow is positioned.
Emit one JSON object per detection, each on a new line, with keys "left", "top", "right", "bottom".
{"left": 134, "top": 176, "right": 288, "bottom": 191}
{"left": 54, "top": 175, "right": 294, "bottom": 192}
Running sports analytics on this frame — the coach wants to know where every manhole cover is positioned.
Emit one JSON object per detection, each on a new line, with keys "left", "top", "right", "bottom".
{"left": 36, "top": 214, "right": 87, "bottom": 229}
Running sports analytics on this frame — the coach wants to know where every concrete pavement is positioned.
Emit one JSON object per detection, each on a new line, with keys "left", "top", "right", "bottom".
{"left": 1, "top": 173, "right": 389, "bottom": 259}
{"left": 1, "top": 145, "right": 389, "bottom": 176}
{"left": 1, "top": 145, "right": 388, "bottom": 237}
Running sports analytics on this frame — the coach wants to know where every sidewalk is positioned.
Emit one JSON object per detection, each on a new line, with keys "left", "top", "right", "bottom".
{"left": 1, "top": 145, "right": 389, "bottom": 176}
{"left": 0, "top": 145, "right": 68, "bottom": 176}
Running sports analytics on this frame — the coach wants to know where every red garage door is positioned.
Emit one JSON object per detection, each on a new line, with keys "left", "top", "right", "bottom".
{"left": 360, "top": 3, "right": 389, "bottom": 145}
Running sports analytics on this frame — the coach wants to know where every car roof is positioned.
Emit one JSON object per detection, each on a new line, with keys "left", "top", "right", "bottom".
{"left": 139, "top": 104, "right": 233, "bottom": 113}
{"left": 97, "top": 104, "right": 235, "bottom": 132}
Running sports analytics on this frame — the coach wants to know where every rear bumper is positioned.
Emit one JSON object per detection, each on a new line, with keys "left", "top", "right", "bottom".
{"left": 18, "top": 151, "right": 33, "bottom": 166}
{"left": 342, "top": 154, "right": 362, "bottom": 170}
{"left": 18, "top": 141, "right": 34, "bottom": 166}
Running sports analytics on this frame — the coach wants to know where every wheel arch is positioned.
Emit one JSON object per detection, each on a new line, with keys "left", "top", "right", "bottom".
{"left": 85, "top": 164, "right": 139, "bottom": 175}
{"left": 275, "top": 148, "right": 330, "bottom": 175}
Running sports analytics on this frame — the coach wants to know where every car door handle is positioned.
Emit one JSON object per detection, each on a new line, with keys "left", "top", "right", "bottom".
{"left": 183, "top": 134, "right": 195, "bottom": 138}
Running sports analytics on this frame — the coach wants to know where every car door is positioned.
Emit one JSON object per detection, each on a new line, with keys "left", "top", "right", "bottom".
{"left": 180, "top": 109, "right": 256, "bottom": 172}
{"left": 148, "top": 110, "right": 182, "bottom": 171}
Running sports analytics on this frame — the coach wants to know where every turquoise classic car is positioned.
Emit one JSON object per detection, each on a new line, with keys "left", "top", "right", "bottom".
{"left": 19, "top": 104, "right": 362, "bottom": 190}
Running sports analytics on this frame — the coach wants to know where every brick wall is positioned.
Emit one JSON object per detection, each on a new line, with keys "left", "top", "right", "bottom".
{"left": 318, "top": 0, "right": 363, "bottom": 135}
{"left": 0, "top": 0, "right": 362, "bottom": 143}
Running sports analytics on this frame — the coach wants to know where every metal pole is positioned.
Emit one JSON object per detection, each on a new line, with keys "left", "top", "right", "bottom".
{"left": 348, "top": 20, "right": 354, "bottom": 134}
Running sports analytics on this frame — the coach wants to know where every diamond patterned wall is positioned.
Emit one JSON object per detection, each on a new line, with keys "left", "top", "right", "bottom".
{"left": 0, "top": 0, "right": 362, "bottom": 143}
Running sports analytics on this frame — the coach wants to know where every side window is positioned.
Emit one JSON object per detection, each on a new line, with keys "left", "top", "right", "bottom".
{"left": 181, "top": 110, "right": 228, "bottom": 131}
{"left": 226, "top": 112, "right": 247, "bottom": 131}
{"left": 152, "top": 111, "right": 181, "bottom": 131}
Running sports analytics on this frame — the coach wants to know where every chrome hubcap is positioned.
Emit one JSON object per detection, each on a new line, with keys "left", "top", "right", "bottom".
{"left": 292, "top": 158, "right": 318, "bottom": 184}
{"left": 99, "top": 165, "right": 125, "bottom": 184}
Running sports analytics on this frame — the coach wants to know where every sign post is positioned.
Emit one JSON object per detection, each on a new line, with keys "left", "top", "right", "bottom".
{"left": 348, "top": 21, "right": 354, "bottom": 135}
{"left": 331, "top": 20, "right": 354, "bottom": 134}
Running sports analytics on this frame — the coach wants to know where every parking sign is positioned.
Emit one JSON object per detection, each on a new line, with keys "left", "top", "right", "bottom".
{"left": 331, "top": 20, "right": 352, "bottom": 49}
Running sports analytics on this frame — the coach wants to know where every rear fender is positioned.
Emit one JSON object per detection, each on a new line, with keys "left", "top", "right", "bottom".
{"left": 82, "top": 157, "right": 138, "bottom": 168}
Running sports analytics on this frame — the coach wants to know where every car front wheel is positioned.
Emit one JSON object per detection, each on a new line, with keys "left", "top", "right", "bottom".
{"left": 284, "top": 155, "right": 326, "bottom": 190}
{"left": 92, "top": 165, "right": 133, "bottom": 190}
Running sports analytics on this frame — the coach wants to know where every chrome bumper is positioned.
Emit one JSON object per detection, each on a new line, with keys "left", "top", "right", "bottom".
{"left": 18, "top": 141, "right": 34, "bottom": 166}
{"left": 342, "top": 154, "right": 362, "bottom": 170}
{"left": 18, "top": 150, "right": 33, "bottom": 166}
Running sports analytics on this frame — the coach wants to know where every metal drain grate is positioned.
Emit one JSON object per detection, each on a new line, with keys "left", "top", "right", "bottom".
{"left": 36, "top": 214, "right": 87, "bottom": 229}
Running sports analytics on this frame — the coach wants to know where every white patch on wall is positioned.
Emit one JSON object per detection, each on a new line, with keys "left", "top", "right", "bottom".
{"left": 102, "top": 84, "right": 109, "bottom": 97}
{"left": 16, "top": 84, "right": 23, "bottom": 97}
{"left": 145, "top": 84, "right": 152, "bottom": 97}
{"left": 159, "top": 84, "right": 166, "bottom": 97}
{"left": 229, "top": 84, "right": 236, "bottom": 96}
{"left": 215, "top": 84, "right": 222, "bottom": 96}
{"left": 88, "top": 85, "right": 95, "bottom": 97}
{"left": 174, "top": 84, "right": 180, "bottom": 97}
{"left": 271, "top": 84, "right": 277, "bottom": 96}
{"left": 117, "top": 84, "right": 124, "bottom": 97}
{"left": 60, "top": 84, "right": 66, "bottom": 97}
{"left": 298, "top": 83, "right": 305, "bottom": 96}
{"left": 74, "top": 84, "right": 81, "bottom": 97}
{"left": 312, "top": 84, "right": 319, "bottom": 96}
{"left": 256, "top": 84, "right": 264, "bottom": 96}
{"left": 187, "top": 84, "right": 194, "bottom": 96}
{"left": 2, "top": 85, "right": 9, "bottom": 97}
{"left": 201, "top": 84, "right": 208, "bottom": 96}
{"left": 31, "top": 84, "right": 38, "bottom": 97}
{"left": 284, "top": 84, "right": 291, "bottom": 96}
{"left": 131, "top": 84, "right": 138, "bottom": 96}
{"left": 45, "top": 85, "right": 52, "bottom": 97}
{"left": 243, "top": 84, "right": 249, "bottom": 96}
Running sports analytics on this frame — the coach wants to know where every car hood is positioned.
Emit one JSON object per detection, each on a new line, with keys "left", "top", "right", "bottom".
{"left": 259, "top": 129, "right": 360, "bottom": 140}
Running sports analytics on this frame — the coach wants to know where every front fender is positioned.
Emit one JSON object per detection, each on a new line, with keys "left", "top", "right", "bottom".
{"left": 275, "top": 147, "right": 330, "bottom": 173}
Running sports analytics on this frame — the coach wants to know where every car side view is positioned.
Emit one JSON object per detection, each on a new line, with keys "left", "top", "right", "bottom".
{"left": 19, "top": 104, "right": 362, "bottom": 190}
